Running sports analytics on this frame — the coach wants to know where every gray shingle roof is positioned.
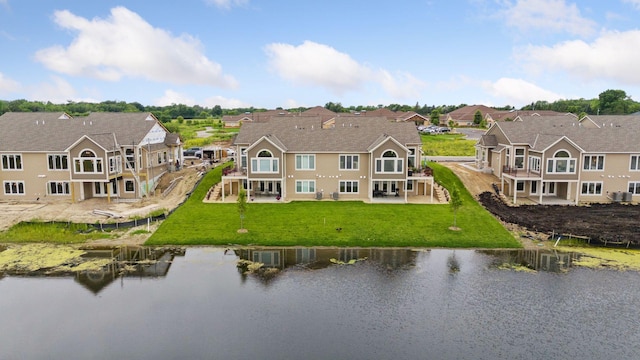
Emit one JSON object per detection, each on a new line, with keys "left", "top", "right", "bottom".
{"left": 0, "top": 112, "right": 162, "bottom": 152}
{"left": 234, "top": 116, "right": 421, "bottom": 152}
{"left": 492, "top": 115, "right": 640, "bottom": 153}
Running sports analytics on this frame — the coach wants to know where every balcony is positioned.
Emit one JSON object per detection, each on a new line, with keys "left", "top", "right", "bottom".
{"left": 502, "top": 166, "right": 540, "bottom": 179}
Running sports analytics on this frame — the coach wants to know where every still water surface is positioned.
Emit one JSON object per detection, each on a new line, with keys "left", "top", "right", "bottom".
{"left": 1, "top": 247, "right": 639, "bottom": 360}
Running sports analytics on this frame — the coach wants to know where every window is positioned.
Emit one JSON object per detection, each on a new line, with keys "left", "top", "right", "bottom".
{"left": 251, "top": 150, "right": 278, "bottom": 173}
{"left": 581, "top": 181, "right": 603, "bottom": 195}
{"left": 295, "top": 154, "right": 315, "bottom": 170}
{"left": 515, "top": 148, "right": 525, "bottom": 169}
{"left": 125, "top": 179, "right": 135, "bottom": 193}
{"left": 47, "top": 181, "right": 70, "bottom": 195}
{"left": 74, "top": 150, "right": 103, "bottom": 174}
{"left": 252, "top": 251, "right": 280, "bottom": 267}
{"left": 108, "top": 156, "right": 122, "bottom": 173}
{"left": 3, "top": 181, "right": 24, "bottom": 195}
{"left": 516, "top": 180, "right": 525, "bottom": 192}
{"left": 628, "top": 182, "right": 640, "bottom": 194}
{"left": 408, "top": 148, "right": 416, "bottom": 168}
{"left": 1, "top": 154, "right": 22, "bottom": 170}
{"left": 94, "top": 179, "right": 118, "bottom": 196}
{"left": 339, "top": 181, "right": 359, "bottom": 193}
{"left": 546, "top": 150, "right": 576, "bottom": 174}
{"left": 47, "top": 154, "right": 68, "bottom": 170}
{"left": 528, "top": 156, "right": 541, "bottom": 173}
{"left": 375, "top": 150, "right": 403, "bottom": 174}
{"left": 295, "top": 180, "right": 315, "bottom": 193}
{"left": 631, "top": 155, "right": 640, "bottom": 171}
{"left": 583, "top": 155, "right": 604, "bottom": 171}
{"left": 125, "top": 148, "right": 135, "bottom": 170}
{"left": 339, "top": 155, "right": 359, "bottom": 170}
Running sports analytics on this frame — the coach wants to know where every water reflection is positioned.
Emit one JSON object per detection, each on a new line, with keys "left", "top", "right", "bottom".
{"left": 480, "top": 249, "right": 577, "bottom": 272}
{"left": 0, "top": 246, "right": 185, "bottom": 294}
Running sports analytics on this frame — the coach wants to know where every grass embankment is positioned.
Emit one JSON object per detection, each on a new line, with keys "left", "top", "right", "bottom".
{"left": 146, "top": 162, "right": 520, "bottom": 248}
{"left": 0, "top": 222, "right": 112, "bottom": 244}
{"left": 421, "top": 133, "right": 476, "bottom": 156}
{"left": 166, "top": 118, "right": 238, "bottom": 148}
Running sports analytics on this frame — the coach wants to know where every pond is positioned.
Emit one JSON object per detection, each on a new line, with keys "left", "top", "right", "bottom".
{"left": 1, "top": 247, "right": 638, "bottom": 360}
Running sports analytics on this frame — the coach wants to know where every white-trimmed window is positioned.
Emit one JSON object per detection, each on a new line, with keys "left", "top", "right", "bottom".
{"left": 515, "top": 148, "right": 525, "bottom": 169}
{"left": 295, "top": 180, "right": 315, "bottom": 193}
{"left": 1, "top": 154, "right": 22, "bottom": 170}
{"left": 94, "top": 179, "right": 118, "bottom": 196}
{"left": 546, "top": 150, "right": 576, "bottom": 174}
{"left": 339, "top": 154, "right": 359, "bottom": 170}
{"left": 108, "top": 156, "right": 122, "bottom": 174}
{"left": 74, "top": 150, "right": 103, "bottom": 174}
{"left": 516, "top": 180, "right": 525, "bottom": 192}
{"left": 583, "top": 155, "right": 604, "bottom": 171}
{"left": 375, "top": 150, "right": 404, "bottom": 174}
{"left": 528, "top": 156, "right": 541, "bottom": 173}
{"left": 630, "top": 155, "right": 640, "bottom": 171}
{"left": 47, "top": 181, "right": 70, "bottom": 195}
{"left": 628, "top": 182, "right": 640, "bottom": 194}
{"left": 251, "top": 150, "right": 279, "bottom": 173}
{"left": 3, "top": 181, "right": 25, "bottom": 195}
{"left": 339, "top": 180, "right": 359, "bottom": 193}
{"left": 295, "top": 154, "right": 315, "bottom": 170}
{"left": 124, "top": 179, "right": 135, "bottom": 193}
{"left": 581, "top": 181, "right": 603, "bottom": 195}
{"left": 47, "top": 154, "right": 68, "bottom": 171}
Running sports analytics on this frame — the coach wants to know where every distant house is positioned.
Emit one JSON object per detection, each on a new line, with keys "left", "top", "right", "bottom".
{"left": 222, "top": 116, "right": 435, "bottom": 203}
{"left": 0, "top": 112, "right": 182, "bottom": 202}
{"left": 476, "top": 114, "right": 640, "bottom": 204}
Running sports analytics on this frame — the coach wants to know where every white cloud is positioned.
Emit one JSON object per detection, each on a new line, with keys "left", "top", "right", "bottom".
{"left": 202, "top": 95, "right": 250, "bottom": 109}
{"left": 28, "top": 76, "right": 97, "bottom": 103}
{"left": 153, "top": 90, "right": 197, "bottom": 106}
{"left": 500, "top": 0, "right": 596, "bottom": 37}
{"left": 153, "top": 89, "right": 249, "bottom": 108}
{"left": 34, "top": 7, "right": 237, "bottom": 88}
{"left": 205, "top": 0, "right": 248, "bottom": 9}
{"left": 264, "top": 40, "right": 424, "bottom": 100}
{"left": 0, "top": 72, "right": 21, "bottom": 95}
{"left": 522, "top": 30, "right": 640, "bottom": 84}
{"left": 483, "top": 78, "right": 564, "bottom": 106}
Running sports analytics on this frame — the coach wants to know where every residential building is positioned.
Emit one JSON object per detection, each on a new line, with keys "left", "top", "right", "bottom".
{"left": 0, "top": 112, "right": 182, "bottom": 203}
{"left": 221, "top": 116, "right": 435, "bottom": 203}
{"left": 475, "top": 114, "right": 640, "bottom": 204}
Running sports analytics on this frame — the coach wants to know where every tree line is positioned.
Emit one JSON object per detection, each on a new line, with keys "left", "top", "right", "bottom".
{"left": 1, "top": 89, "right": 638, "bottom": 121}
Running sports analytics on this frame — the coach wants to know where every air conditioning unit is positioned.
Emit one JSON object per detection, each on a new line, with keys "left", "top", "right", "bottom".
{"left": 612, "top": 191, "right": 623, "bottom": 202}
{"left": 623, "top": 192, "right": 633, "bottom": 202}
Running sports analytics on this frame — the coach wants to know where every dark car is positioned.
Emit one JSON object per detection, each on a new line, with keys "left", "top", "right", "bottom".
{"left": 183, "top": 147, "right": 203, "bottom": 158}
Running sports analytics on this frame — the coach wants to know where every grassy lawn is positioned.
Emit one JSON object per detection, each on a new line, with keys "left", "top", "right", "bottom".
{"left": 421, "top": 133, "right": 476, "bottom": 156}
{"left": 0, "top": 222, "right": 113, "bottom": 244}
{"left": 146, "top": 162, "right": 520, "bottom": 248}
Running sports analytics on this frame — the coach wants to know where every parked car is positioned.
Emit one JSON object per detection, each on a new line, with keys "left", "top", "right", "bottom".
{"left": 183, "top": 147, "right": 203, "bottom": 158}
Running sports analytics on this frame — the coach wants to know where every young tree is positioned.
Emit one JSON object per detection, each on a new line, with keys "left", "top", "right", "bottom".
{"left": 237, "top": 188, "right": 248, "bottom": 232}
{"left": 449, "top": 186, "right": 463, "bottom": 230}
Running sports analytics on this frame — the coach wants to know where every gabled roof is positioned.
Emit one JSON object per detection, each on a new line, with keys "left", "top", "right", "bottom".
{"left": 234, "top": 116, "right": 420, "bottom": 153}
{"left": 301, "top": 106, "right": 336, "bottom": 116}
{"left": 0, "top": 112, "right": 164, "bottom": 152}
{"left": 487, "top": 115, "right": 640, "bottom": 153}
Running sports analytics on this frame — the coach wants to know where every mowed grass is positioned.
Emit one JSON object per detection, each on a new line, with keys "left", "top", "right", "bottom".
{"left": 146, "top": 162, "right": 520, "bottom": 248}
{"left": 421, "top": 133, "right": 476, "bottom": 156}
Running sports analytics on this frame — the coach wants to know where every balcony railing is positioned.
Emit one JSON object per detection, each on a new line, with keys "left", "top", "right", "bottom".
{"left": 502, "top": 166, "right": 539, "bottom": 177}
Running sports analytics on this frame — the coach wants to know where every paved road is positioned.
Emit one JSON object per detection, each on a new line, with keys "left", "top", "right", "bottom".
{"left": 454, "top": 128, "right": 485, "bottom": 140}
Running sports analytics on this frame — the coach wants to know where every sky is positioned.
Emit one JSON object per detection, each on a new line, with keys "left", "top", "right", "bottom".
{"left": 1, "top": 0, "right": 640, "bottom": 110}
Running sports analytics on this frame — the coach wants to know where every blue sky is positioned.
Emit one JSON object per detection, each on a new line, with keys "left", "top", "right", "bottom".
{"left": 1, "top": 0, "right": 640, "bottom": 109}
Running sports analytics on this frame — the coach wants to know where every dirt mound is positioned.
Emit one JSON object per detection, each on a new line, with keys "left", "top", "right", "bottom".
{"left": 478, "top": 192, "right": 640, "bottom": 246}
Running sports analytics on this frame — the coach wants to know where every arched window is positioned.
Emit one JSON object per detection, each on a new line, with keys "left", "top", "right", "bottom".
{"left": 251, "top": 149, "right": 278, "bottom": 173}
{"left": 547, "top": 149, "right": 575, "bottom": 173}
{"left": 375, "top": 149, "right": 404, "bottom": 173}
{"left": 74, "top": 149, "right": 103, "bottom": 174}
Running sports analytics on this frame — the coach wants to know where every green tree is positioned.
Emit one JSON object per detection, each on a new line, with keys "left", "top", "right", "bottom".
{"left": 449, "top": 186, "right": 463, "bottom": 230}
{"left": 430, "top": 109, "right": 441, "bottom": 126}
{"left": 237, "top": 188, "right": 248, "bottom": 232}
{"left": 473, "top": 110, "right": 483, "bottom": 125}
